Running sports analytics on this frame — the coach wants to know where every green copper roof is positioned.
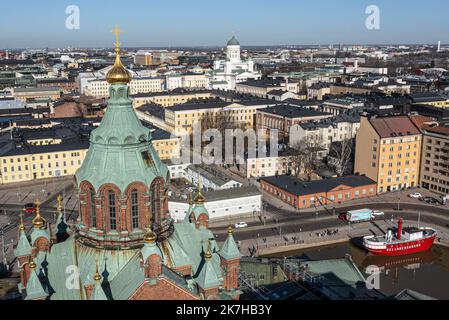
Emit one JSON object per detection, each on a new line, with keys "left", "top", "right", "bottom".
{"left": 219, "top": 233, "right": 241, "bottom": 261}
{"left": 192, "top": 203, "right": 209, "bottom": 220}
{"left": 109, "top": 254, "right": 145, "bottom": 300}
{"left": 30, "top": 227, "right": 50, "bottom": 245}
{"left": 227, "top": 35, "right": 240, "bottom": 46}
{"left": 141, "top": 242, "right": 162, "bottom": 262}
{"left": 14, "top": 230, "right": 32, "bottom": 258}
{"left": 75, "top": 84, "right": 168, "bottom": 192}
{"left": 25, "top": 267, "right": 48, "bottom": 300}
{"left": 195, "top": 258, "right": 220, "bottom": 290}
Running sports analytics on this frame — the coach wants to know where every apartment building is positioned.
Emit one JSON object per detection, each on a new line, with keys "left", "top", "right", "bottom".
{"left": 165, "top": 100, "right": 271, "bottom": 136}
{"left": 85, "top": 77, "right": 164, "bottom": 98}
{"left": 13, "top": 87, "right": 61, "bottom": 102}
{"left": 289, "top": 113, "right": 360, "bottom": 150}
{"left": 256, "top": 104, "right": 333, "bottom": 140}
{"left": 0, "top": 124, "right": 180, "bottom": 184}
{"left": 420, "top": 125, "right": 449, "bottom": 196}
{"left": 132, "top": 90, "right": 212, "bottom": 108}
{"left": 354, "top": 115, "right": 422, "bottom": 193}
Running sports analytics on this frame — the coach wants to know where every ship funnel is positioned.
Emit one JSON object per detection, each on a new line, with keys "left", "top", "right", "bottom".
{"left": 397, "top": 218, "right": 403, "bottom": 240}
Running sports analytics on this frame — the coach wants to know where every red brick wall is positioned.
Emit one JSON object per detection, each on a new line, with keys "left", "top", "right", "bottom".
{"left": 261, "top": 179, "right": 377, "bottom": 209}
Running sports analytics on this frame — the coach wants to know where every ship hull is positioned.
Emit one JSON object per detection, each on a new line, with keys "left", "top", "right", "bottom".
{"left": 364, "top": 235, "right": 436, "bottom": 256}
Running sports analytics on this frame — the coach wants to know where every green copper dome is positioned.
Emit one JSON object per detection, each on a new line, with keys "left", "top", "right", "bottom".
{"left": 75, "top": 84, "right": 169, "bottom": 192}
{"left": 227, "top": 35, "right": 240, "bottom": 46}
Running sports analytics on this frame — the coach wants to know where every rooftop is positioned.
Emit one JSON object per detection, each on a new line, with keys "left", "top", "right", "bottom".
{"left": 369, "top": 115, "right": 421, "bottom": 138}
{"left": 261, "top": 174, "right": 376, "bottom": 196}
{"left": 259, "top": 104, "right": 331, "bottom": 119}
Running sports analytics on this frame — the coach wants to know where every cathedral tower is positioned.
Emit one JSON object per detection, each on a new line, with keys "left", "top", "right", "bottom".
{"left": 74, "top": 27, "right": 170, "bottom": 248}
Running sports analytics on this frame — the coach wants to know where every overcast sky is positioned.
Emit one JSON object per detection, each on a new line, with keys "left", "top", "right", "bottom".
{"left": 1, "top": 0, "right": 448, "bottom": 48}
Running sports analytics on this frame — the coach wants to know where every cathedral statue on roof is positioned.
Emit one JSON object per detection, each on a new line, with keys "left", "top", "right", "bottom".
{"left": 208, "top": 35, "right": 262, "bottom": 91}
{"left": 14, "top": 28, "right": 242, "bottom": 301}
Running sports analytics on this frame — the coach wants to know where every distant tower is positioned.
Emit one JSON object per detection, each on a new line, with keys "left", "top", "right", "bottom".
{"left": 226, "top": 35, "right": 241, "bottom": 63}
{"left": 437, "top": 41, "right": 441, "bottom": 53}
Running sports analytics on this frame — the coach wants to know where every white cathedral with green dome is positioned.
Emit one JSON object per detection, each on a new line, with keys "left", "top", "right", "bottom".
{"left": 13, "top": 29, "right": 242, "bottom": 301}
{"left": 208, "top": 35, "right": 262, "bottom": 90}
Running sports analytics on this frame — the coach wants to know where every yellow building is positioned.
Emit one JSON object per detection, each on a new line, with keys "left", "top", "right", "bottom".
{"left": 165, "top": 101, "right": 270, "bottom": 136}
{"left": 410, "top": 93, "right": 449, "bottom": 108}
{"left": 354, "top": 115, "right": 422, "bottom": 193}
{"left": 0, "top": 145, "right": 88, "bottom": 184}
{"left": 132, "top": 90, "right": 212, "bottom": 108}
{"left": 0, "top": 132, "right": 180, "bottom": 185}
{"left": 85, "top": 77, "right": 164, "bottom": 98}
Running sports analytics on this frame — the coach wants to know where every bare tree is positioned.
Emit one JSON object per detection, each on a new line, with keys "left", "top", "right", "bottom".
{"left": 328, "top": 139, "right": 353, "bottom": 177}
{"left": 292, "top": 136, "right": 325, "bottom": 181}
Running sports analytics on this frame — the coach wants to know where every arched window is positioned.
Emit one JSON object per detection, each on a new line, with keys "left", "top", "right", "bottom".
{"left": 90, "top": 190, "right": 96, "bottom": 228}
{"left": 108, "top": 190, "right": 117, "bottom": 230}
{"left": 131, "top": 189, "right": 139, "bottom": 229}
{"left": 151, "top": 186, "right": 157, "bottom": 224}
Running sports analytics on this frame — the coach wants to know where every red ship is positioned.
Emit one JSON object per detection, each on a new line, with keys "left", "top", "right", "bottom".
{"left": 363, "top": 218, "right": 437, "bottom": 256}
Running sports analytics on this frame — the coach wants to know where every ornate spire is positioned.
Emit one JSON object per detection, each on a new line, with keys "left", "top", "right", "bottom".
{"left": 194, "top": 179, "right": 205, "bottom": 204}
{"left": 57, "top": 194, "right": 63, "bottom": 213}
{"left": 19, "top": 213, "right": 26, "bottom": 232}
{"left": 32, "top": 199, "right": 46, "bottom": 229}
{"left": 106, "top": 26, "right": 132, "bottom": 85}
{"left": 227, "top": 225, "right": 234, "bottom": 236}
{"left": 204, "top": 241, "right": 212, "bottom": 261}
{"left": 188, "top": 190, "right": 194, "bottom": 206}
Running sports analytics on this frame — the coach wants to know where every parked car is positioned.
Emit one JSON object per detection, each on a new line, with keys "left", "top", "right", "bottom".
{"left": 23, "top": 203, "right": 36, "bottom": 213}
{"left": 235, "top": 222, "right": 248, "bottom": 229}
{"left": 409, "top": 193, "right": 422, "bottom": 198}
{"left": 372, "top": 210, "right": 385, "bottom": 216}
{"left": 423, "top": 197, "right": 441, "bottom": 205}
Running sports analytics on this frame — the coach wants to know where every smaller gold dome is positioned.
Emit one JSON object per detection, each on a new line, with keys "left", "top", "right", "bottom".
{"left": 144, "top": 226, "right": 157, "bottom": 244}
{"left": 29, "top": 259, "right": 37, "bottom": 269}
{"left": 32, "top": 200, "right": 46, "bottom": 229}
{"left": 227, "top": 225, "right": 234, "bottom": 235}
{"left": 106, "top": 27, "right": 132, "bottom": 85}
{"left": 204, "top": 247, "right": 212, "bottom": 260}
{"left": 106, "top": 50, "right": 132, "bottom": 85}
{"left": 93, "top": 262, "right": 102, "bottom": 282}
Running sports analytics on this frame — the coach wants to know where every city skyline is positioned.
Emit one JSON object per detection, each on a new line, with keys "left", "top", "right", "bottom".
{"left": 1, "top": 0, "right": 449, "bottom": 48}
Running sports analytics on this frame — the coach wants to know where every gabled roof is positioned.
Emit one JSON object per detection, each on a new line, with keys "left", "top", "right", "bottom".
{"left": 14, "top": 229, "right": 32, "bottom": 258}
{"left": 25, "top": 268, "right": 48, "bottom": 300}
{"left": 219, "top": 233, "right": 241, "bottom": 261}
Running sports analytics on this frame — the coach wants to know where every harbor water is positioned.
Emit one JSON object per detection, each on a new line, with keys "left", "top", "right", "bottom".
{"left": 268, "top": 242, "right": 449, "bottom": 299}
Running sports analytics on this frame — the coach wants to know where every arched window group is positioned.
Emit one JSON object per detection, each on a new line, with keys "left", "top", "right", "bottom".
{"left": 79, "top": 179, "right": 164, "bottom": 234}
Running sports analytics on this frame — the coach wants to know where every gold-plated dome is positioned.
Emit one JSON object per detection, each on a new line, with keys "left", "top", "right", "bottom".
{"left": 93, "top": 261, "right": 102, "bottom": 282}
{"left": 32, "top": 199, "right": 46, "bottom": 229}
{"left": 29, "top": 259, "right": 37, "bottom": 269}
{"left": 227, "top": 225, "right": 234, "bottom": 235}
{"left": 106, "top": 26, "right": 132, "bottom": 85}
{"left": 144, "top": 226, "right": 157, "bottom": 244}
{"left": 204, "top": 244, "right": 212, "bottom": 261}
